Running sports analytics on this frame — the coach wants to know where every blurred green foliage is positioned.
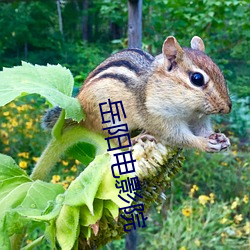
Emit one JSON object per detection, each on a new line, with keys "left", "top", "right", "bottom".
{"left": 0, "top": 0, "right": 249, "bottom": 97}
{"left": 0, "top": 0, "right": 249, "bottom": 249}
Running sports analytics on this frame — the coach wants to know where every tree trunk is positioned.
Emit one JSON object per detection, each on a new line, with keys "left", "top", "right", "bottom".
{"left": 82, "top": 0, "right": 89, "bottom": 41}
{"left": 128, "top": 0, "right": 142, "bottom": 49}
{"left": 56, "top": 0, "right": 63, "bottom": 36}
{"left": 125, "top": 229, "right": 137, "bottom": 250}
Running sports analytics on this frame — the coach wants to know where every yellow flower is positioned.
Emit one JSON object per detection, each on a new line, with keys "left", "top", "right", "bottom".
{"left": 232, "top": 150, "right": 237, "bottom": 156}
{"left": 231, "top": 201, "right": 238, "bottom": 209}
{"left": 220, "top": 217, "right": 228, "bottom": 224}
{"left": 194, "top": 238, "right": 201, "bottom": 247}
{"left": 243, "top": 195, "right": 248, "bottom": 204}
{"left": 3, "top": 138, "right": 9, "bottom": 145}
{"left": 236, "top": 229, "right": 242, "bottom": 237}
{"left": 32, "top": 157, "right": 39, "bottom": 162}
{"left": 62, "top": 160, "right": 69, "bottom": 166}
{"left": 235, "top": 157, "right": 242, "bottom": 163}
{"left": 198, "top": 195, "right": 210, "bottom": 206}
{"left": 75, "top": 159, "right": 81, "bottom": 165}
{"left": 244, "top": 221, "right": 250, "bottom": 234}
{"left": 17, "top": 105, "right": 30, "bottom": 112}
{"left": 51, "top": 175, "right": 61, "bottom": 183}
{"left": 234, "top": 214, "right": 243, "bottom": 224}
{"left": 26, "top": 121, "right": 33, "bottom": 129}
{"left": 9, "top": 102, "right": 16, "bottom": 108}
{"left": 221, "top": 162, "right": 228, "bottom": 167}
{"left": 19, "top": 161, "right": 28, "bottom": 169}
{"left": 221, "top": 232, "right": 227, "bottom": 238}
{"left": 179, "top": 247, "right": 186, "bottom": 250}
{"left": 66, "top": 176, "right": 75, "bottom": 182}
{"left": 0, "top": 130, "right": 8, "bottom": 138}
{"left": 3, "top": 111, "right": 9, "bottom": 116}
{"left": 182, "top": 207, "right": 192, "bottom": 217}
{"left": 63, "top": 182, "right": 69, "bottom": 189}
{"left": 70, "top": 165, "right": 77, "bottom": 172}
{"left": 17, "top": 106, "right": 23, "bottom": 112}
{"left": 11, "top": 119, "right": 18, "bottom": 127}
{"left": 209, "top": 193, "right": 215, "bottom": 204}
{"left": 4, "top": 147, "right": 10, "bottom": 152}
{"left": 189, "top": 184, "right": 199, "bottom": 197}
{"left": 18, "top": 152, "right": 30, "bottom": 159}
{"left": 231, "top": 198, "right": 240, "bottom": 209}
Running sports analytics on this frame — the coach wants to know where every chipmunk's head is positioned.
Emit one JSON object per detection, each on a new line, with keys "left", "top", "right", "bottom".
{"left": 156, "top": 36, "right": 232, "bottom": 115}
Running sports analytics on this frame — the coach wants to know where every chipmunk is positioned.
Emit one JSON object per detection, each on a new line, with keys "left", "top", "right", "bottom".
{"left": 43, "top": 36, "right": 232, "bottom": 153}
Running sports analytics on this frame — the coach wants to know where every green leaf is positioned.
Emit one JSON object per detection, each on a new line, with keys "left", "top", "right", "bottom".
{"left": 0, "top": 154, "right": 65, "bottom": 244}
{"left": 0, "top": 176, "right": 32, "bottom": 201}
{"left": 56, "top": 205, "right": 80, "bottom": 250}
{"left": 26, "top": 200, "right": 63, "bottom": 222}
{"left": 80, "top": 226, "right": 92, "bottom": 240}
{"left": 0, "top": 231, "right": 10, "bottom": 250}
{"left": 0, "top": 62, "right": 85, "bottom": 122}
{"left": 0, "top": 182, "right": 33, "bottom": 247}
{"left": 45, "top": 220, "right": 56, "bottom": 249}
{"left": 6, "top": 182, "right": 64, "bottom": 224}
{"left": 103, "top": 200, "right": 119, "bottom": 219}
{"left": 64, "top": 153, "right": 111, "bottom": 213}
{"left": 20, "top": 181, "right": 64, "bottom": 213}
{"left": 96, "top": 167, "right": 134, "bottom": 208}
{"left": 0, "top": 181, "right": 64, "bottom": 238}
{"left": 0, "top": 154, "right": 30, "bottom": 181}
{"left": 0, "top": 182, "right": 33, "bottom": 218}
{"left": 65, "top": 142, "right": 96, "bottom": 165}
{"left": 79, "top": 199, "right": 103, "bottom": 226}
{"left": 3, "top": 210, "right": 31, "bottom": 237}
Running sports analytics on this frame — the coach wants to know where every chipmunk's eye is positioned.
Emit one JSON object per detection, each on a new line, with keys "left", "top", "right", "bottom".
{"left": 190, "top": 72, "right": 204, "bottom": 87}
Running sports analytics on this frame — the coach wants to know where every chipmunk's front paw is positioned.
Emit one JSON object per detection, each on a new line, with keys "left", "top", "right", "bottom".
{"left": 206, "top": 133, "right": 230, "bottom": 152}
{"left": 131, "top": 133, "right": 156, "bottom": 146}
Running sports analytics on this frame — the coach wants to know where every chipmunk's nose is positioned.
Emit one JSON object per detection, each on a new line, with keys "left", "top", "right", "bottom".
{"left": 219, "top": 101, "right": 232, "bottom": 114}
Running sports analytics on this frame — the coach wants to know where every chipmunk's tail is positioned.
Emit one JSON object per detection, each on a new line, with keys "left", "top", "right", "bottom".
{"left": 41, "top": 106, "right": 62, "bottom": 130}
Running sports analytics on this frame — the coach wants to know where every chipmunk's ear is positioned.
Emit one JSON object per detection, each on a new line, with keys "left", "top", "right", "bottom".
{"left": 162, "top": 36, "right": 184, "bottom": 62}
{"left": 191, "top": 36, "right": 205, "bottom": 52}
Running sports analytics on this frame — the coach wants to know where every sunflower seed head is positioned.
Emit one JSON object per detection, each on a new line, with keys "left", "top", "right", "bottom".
{"left": 78, "top": 140, "right": 183, "bottom": 249}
